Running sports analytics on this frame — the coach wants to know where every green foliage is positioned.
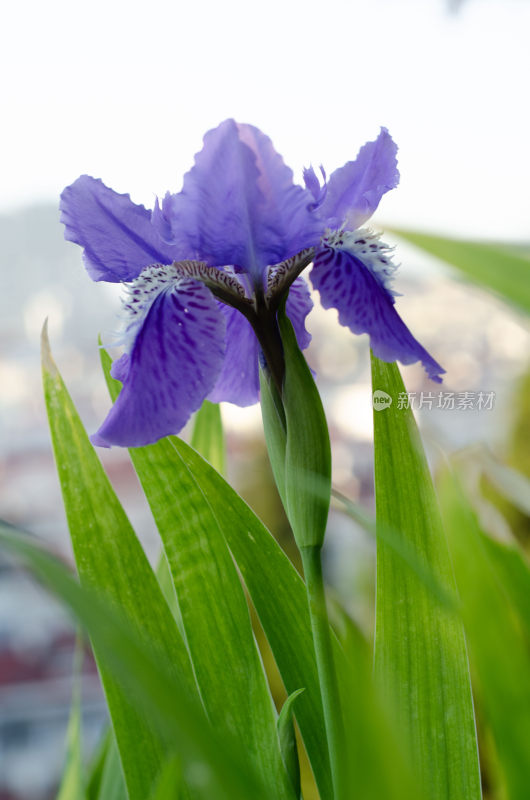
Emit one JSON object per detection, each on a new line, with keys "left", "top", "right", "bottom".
{"left": 334, "top": 609, "right": 419, "bottom": 800}
{"left": 99, "top": 353, "right": 294, "bottom": 800}
{"left": 440, "top": 470, "right": 530, "bottom": 800}
{"left": 100, "top": 346, "right": 332, "bottom": 800}
{"left": 371, "top": 354, "right": 482, "bottom": 800}
{"left": 56, "top": 646, "right": 85, "bottom": 800}
{"left": 277, "top": 690, "right": 305, "bottom": 798}
{"left": 42, "top": 323, "right": 198, "bottom": 800}
{"left": 260, "top": 306, "right": 331, "bottom": 548}
{"left": 0, "top": 523, "right": 276, "bottom": 800}
{"left": 280, "top": 307, "right": 331, "bottom": 548}
{"left": 191, "top": 400, "right": 226, "bottom": 475}
{"left": 7, "top": 250, "right": 528, "bottom": 800}
{"left": 259, "top": 364, "right": 288, "bottom": 507}
{"left": 92, "top": 734, "right": 127, "bottom": 800}
{"left": 391, "top": 228, "right": 530, "bottom": 314}
{"left": 147, "top": 757, "right": 182, "bottom": 800}
{"left": 168, "top": 439, "right": 332, "bottom": 799}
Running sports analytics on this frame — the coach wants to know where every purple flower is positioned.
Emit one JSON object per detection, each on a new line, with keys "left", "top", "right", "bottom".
{"left": 60, "top": 119, "right": 444, "bottom": 447}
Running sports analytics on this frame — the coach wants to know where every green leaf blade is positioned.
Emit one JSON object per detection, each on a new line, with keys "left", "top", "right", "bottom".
{"left": 277, "top": 689, "right": 305, "bottom": 799}
{"left": 191, "top": 400, "right": 226, "bottom": 475}
{"left": 391, "top": 228, "right": 530, "bottom": 314}
{"left": 371, "top": 354, "right": 482, "bottom": 800}
{"left": 41, "top": 327, "right": 198, "bottom": 800}
{"left": 100, "top": 345, "right": 328, "bottom": 798}
{"left": 260, "top": 303, "right": 332, "bottom": 548}
{"left": 334, "top": 608, "right": 420, "bottom": 800}
{"left": 259, "top": 366, "right": 287, "bottom": 507}
{"left": 56, "top": 649, "right": 85, "bottom": 800}
{"left": 170, "top": 437, "right": 333, "bottom": 800}
{"left": 124, "top": 436, "right": 295, "bottom": 798}
{"left": 440, "top": 472, "right": 530, "bottom": 800}
{"left": 0, "top": 524, "right": 275, "bottom": 800}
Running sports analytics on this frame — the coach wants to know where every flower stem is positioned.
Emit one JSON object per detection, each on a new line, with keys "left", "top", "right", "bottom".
{"left": 300, "top": 545, "right": 346, "bottom": 800}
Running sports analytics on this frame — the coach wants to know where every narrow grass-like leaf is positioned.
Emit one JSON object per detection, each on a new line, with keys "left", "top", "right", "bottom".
{"left": 332, "top": 489, "right": 455, "bottom": 610}
{"left": 56, "top": 645, "right": 85, "bottom": 800}
{"left": 390, "top": 228, "right": 530, "bottom": 314}
{"left": 191, "top": 400, "right": 225, "bottom": 475}
{"left": 42, "top": 326, "right": 198, "bottom": 800}
{"left": 169, "top": 437, "right": 333, "bottom": 800}
{"left": 481, "top": 457, "right": 530, "bottom": 516}
{"left": 440, "top": 471, "right": 530, "bottom": 800}
{"left": 98, "top": 350, "right": 294, "bottom": 800}
{"left": 334, "top": 607, "right": 421, "bottom": 800}
{"left": 86, "top": 729, "right": 109, "bottom": 800}
{"left": 371, "top": 354, "right": 481, "bottom": 800}
{"left": 259, "top": 366, "right": 287, "bottom": 506}
{"left": 0, "top": 524, "right": 276, "bottom": 800}
{"left": 101, "top": 343, "right": 332, "bottom": 800}
{"left": 480, "top": 535, "right": 530, "bottom": 637}
{"left": 94, "top": 732, "right": 127, "bottom": 800}
{"left": 147, "top": 757, "right": 181, "bottom": 800}
{"left": 260, "top": 311, "right": 339, "bottom": 791}
{"left": 277, "top": 689, "right": 305, "bottom": 799}
{"left": 279, "top": 306, "right": 331, "bottom": 548}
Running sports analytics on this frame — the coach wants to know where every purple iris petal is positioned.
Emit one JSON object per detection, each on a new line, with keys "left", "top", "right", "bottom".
{"left": 60, "top": 120, "right": 444, "bottom": 450}
{"left": 92, "top": 279, "right": 225, "bottom": 447}
{"left": 303, "top": 165, "right": 327, "bottom": 211}
{"left": 285, "top": 276, "right": 313, "bottom": 351}
{"left": 208, "top": 304, "right": 260, "bottom": 406}
{"left": 320, "top": 128, "right": 399, "bottom": 230}
{"left": 152, "top": 120, "right": 320, "bottom": 284}
{"left": 311, "top": 246, "right": 444, "bottom": 382}
{"left": 60, "top": 176, "right": 180, "bottom": 282}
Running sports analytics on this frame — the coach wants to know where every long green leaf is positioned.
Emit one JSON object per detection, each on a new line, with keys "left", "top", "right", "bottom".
{"left": 147, "top": 757, "right": 181, "bottom": 800}
{"left": 334, "top": 607, "right": 420, "bottom": 800}
{"left": 391, "top": 228, "right": 530, "bottom": 314}
{"left": 277, "top": 690, "right": 305, "bottom": 799}
{"left": 371, "top": 354, "right": 481, "bottom": 800}
{"left": 56, "top": 644, "right": 85, "bottom": 800}
{"left": 280, "top": 305, "right": 331, "bottom": 548}
{"left": 98, "top": 349, "right": 294, "bottom": 800}
{"left": 95, "top": 733, "right": 128, "bottom": 800}
{"left": 191, "top": 400, "right": 225, "bottom": 475}
{"left": 332, "top": 489, "right": 455, "bottom": 610}
{"left": 440, "top": 471, "right": 530, "bottom": 800}
{"left": 101, "top": 348, "right": 332, "bottom": 800}
{"left": 0, "top": 524, "right": 276, "bottom": 800}
{"left": 170, "top": 438, "right": 333, "bottom": 800}
{"left": 259, "top": 365, "right": 287, "bottom": 507}
{"left": 260, "top": 305, "right": 331, "bottom": 549}
{"left": 86, "top": 729, "right": 109, "bottom": 800}
{"left": 42, "top": 326, "right": 198, "bottom": 800}
{"left": 480, "top": 535, "right": 530, "bottom": 638}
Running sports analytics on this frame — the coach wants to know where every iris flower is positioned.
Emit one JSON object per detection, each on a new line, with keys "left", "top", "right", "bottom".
{"left": 60, "top": 119, "right": 443, "bottom": 447}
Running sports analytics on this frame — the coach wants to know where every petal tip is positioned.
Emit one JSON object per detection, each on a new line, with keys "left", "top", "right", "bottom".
{"left": 90, "top": 430, "right": 111, "bottom": 448}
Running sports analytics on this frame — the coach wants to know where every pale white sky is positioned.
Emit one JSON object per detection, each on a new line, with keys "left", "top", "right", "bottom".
{"left": 2, "top": 0, "right": 529, "bottom": 239}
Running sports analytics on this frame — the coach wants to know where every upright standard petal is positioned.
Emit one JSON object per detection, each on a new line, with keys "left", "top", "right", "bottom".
{"left": 319, "top": 128, "right": 399, "bottom": 230}
{"left": 311, "top": 239, "right": 444, "bottom": 382}
{"left": 153, "top": 120, "right": 320, "bottom": 283}
{"left": 92, "top": 278, "right": 225, "bottom": 446}
{"left": 60, "top": 176, "right": 181, "bottom": 282}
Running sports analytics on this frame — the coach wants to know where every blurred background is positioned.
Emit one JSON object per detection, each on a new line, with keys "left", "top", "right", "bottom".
{"left": 1, "top": 0, "right": 529, "bottom": 797}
